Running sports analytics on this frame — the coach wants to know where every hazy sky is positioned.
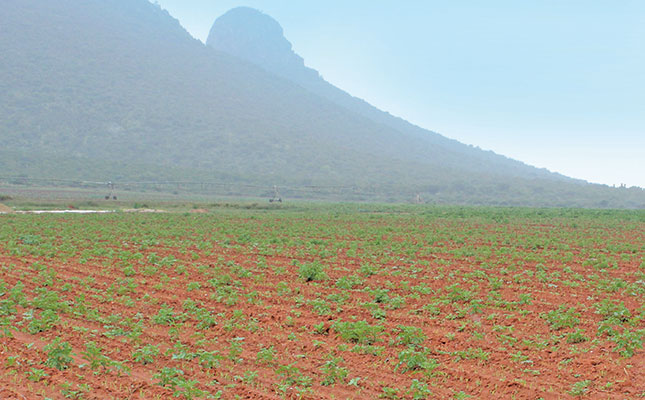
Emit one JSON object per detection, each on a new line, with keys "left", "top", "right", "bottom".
{"left": 153, "top": 0, "right": 644, "bottom": 187}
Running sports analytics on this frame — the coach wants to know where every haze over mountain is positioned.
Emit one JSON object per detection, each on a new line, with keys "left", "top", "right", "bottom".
{"left": 0, "top": 0, "right": 642, "bottom": 207}
{"left": 206, "top": 7, "right": 570, "bottom": 181}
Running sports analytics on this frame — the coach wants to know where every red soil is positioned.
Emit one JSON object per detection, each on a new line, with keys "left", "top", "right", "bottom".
{"left": 0, "top": 216, "right": 642, "bottom": 399}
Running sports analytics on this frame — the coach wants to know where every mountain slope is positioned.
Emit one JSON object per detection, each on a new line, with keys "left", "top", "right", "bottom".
{"left": 1, "top": 0, "right": 429, "bottom": 184}
{"left": 0, "top": 0, "right": 642, "bottom": 207}
{"left": 206, "top": 7, "right": 573, "bottom": 182}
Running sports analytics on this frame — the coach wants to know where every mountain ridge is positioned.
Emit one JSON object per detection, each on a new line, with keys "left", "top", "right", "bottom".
{"left": 206, "top": 7, "right": 576, "bottom": 183}
{"left": 0, "top": 0, "right": 642, "bottom": 207}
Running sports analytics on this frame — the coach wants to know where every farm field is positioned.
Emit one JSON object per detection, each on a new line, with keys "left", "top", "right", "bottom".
{"left": 0, "top": 204, "right": 643, "bottom": 399}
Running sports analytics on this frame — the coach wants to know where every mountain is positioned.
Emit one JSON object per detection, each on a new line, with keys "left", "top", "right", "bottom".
{"left": 0, "top": 0, "right": 642, "bottom": 207}
{"left": 206, "top": 7, "right": 568, "bottom": 181}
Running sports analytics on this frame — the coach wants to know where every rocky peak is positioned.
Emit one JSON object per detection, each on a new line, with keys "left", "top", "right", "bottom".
{"left": 206, "top": 7, "right": 318, "bottom": 83}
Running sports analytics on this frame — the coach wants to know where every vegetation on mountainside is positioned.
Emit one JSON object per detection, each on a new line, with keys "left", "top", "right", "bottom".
{"left": 0, "top": 0, "right": 642, "bottom": 207}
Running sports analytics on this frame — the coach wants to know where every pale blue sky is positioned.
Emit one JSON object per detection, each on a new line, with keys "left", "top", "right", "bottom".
{"left": 154, "top": 0, "right": 644, "bottom": 187}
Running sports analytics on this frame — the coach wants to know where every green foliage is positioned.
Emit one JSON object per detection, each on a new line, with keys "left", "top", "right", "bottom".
{"left": 152, "top": 304, "right": 177, "bottom": 325}
{"left": 380, "top": 387, "right": 401, "bottom": 399}
{"left": 609, "top": 329, "right": 644, "bottom": 357}
{"left": 313, "top": 322, "right": 328, "bottom": 335}
{"left": 276, "top": 362, "right": 312, "bottom": 388}
{"left": 359, "top": 263, "right": 378, "bottom": 277}
{"left": 407, "top": 379, "right": 432, "bottom": 399}
{"left": 132, "top": 344, "right": 160, "bottom": 365}
{"left": 309, "top": 298, "right": 332, "bottom": 315}
{"left": 395, "top": 348, "right": 439, "bottom": 374}
{"left": 0, "top": 202, "right": 642, "bottom": 399}
{"left": 173, "top": 379, "right": 207, "bottom": 400}
{"left": 451, "top": 347, "right": 490, "bottom": 362}
{"left": 542, "top": 306, "right": 580, "bottom": 331}
{"left": 20, "top": 235, "right": 41, "bottom": 245}
{"left": 60, "top": 381, "right": 91, "bottom": 399}
{"left": 0, "top": 298, "right": 17, "bottom": 317}
{"left": 154, "top": 367, "right": 185, "bottom": 388}
{"left": 169, "top": 342, "right": 197, "bottom": 361}
{"left": 82, "top": 341, "right": 130, "bottom": 374}
{"left": 31, "top": 288, "right": 68, "bottom": 311}
{"left": 238, "top": 370, "right": 258, "bottom": 385}
{"left": 566, "top": 329, "right": 589, "bottom": 344}
{"left": 443, "top": 284, "right": 475, "bottom": 303}
{"left": 44, "top": 337, "right": 74, "bottom": 370}
{"left": 369, "top": 288, "right": 390, "bottom": 303}
{"left": 568, "top": 380, "right": 592, "bottom": 396}
{"left": 228, "top": 338, "right": 244, "bottom": 363}
{"left": 388, "top": 296, "right": 406, "bottom": 310}
{"left": 320, "top": 356, "right": 349, "bottom": 386}
{"left": 197, "top": 350, "right": 223, "bottom": 369}
{"left": 154, "top": 367, "right": 206, "bottom": 399}
{"left": 27, "top": 309, "right": 60, "bottom": 334}
{"left": 195, "top": 309, "right": 217, "bottom": 329}
{"left": 594, "top": 299, "right": 631, "bottom": 324}
{"left": 454, "top": 391, "right": 472, "bottom": 400}
{"left": 256, "top": 346, "right": 276, "bottom": 365}
{"left": 335, "top": 274, "right": 363, "bottom": 289}
{"left": 333, "top": 320, "right": 384, "bottom": 344}
{"left": 27, "top": 368, "right": 49, "bottom": 382}
{"left": 396, "top": 325, "right": 427, "bottom": 347}
{"left": 298, "top": 262, "right": 328, "bottom": 282}
{"left": 81, "top": 341, "right": 109, "bottom": 370}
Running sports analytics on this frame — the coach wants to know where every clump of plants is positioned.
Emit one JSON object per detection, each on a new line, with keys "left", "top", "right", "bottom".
{"left": 298, "top": 262, "right": 328, "bottom": 282}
